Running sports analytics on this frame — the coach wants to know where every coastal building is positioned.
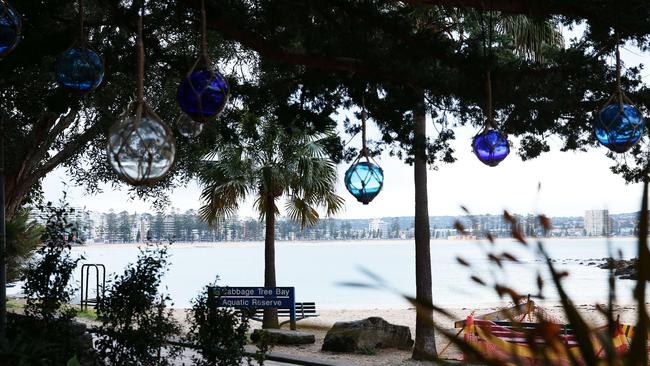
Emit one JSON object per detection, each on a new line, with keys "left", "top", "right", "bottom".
{"left": 163, "top": 214, "right": 175, "bottom": 240}
{"left": 368, "top": 219, "right": 388, "bottom": 239}
{"left": 584, "top": 210, "right": 610, "bottom": 236}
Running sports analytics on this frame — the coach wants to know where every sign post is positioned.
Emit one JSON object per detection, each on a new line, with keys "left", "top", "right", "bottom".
{"left": 211, "top": 286, "right": 296, "bottom": 330}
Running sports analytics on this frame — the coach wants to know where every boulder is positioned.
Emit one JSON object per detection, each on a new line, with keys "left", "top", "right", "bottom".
{"left": 322, "top": 317, "right": 413, "bottom": 353}
{"left": 251, "top": 329, "right": 316, "bottom": 345}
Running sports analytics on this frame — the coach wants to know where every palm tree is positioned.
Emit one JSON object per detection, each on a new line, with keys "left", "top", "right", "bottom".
{"left": 198, "top": 111, "right": 344, "bottom": 328}
{"left": 7, "top": 210, "right": 43, "bottom": 282}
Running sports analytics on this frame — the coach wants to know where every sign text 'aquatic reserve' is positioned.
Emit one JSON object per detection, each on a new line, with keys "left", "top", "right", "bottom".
{"left": 212, "top": 286, "right": 295, "bottom": 308}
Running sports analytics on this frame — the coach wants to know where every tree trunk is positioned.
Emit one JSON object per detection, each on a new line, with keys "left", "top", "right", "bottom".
{"left": 262, "top": 193, "right": 279, "bottom": 329}
{"left": 412, "top": 91, "right": 437, "bottom": 360}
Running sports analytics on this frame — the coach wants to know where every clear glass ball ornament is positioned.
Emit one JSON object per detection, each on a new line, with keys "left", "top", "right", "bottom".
{"left": 176, "top": 113, "right": 204, "bottom": 138}
{"left": 107, "top": 104, "right": 176, "bottom": 185}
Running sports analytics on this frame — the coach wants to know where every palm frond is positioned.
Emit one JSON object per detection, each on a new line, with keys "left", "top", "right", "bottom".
{"left": 285, "top": 196, "right": 320, "bottom": 229}
{"left": 497, "top": 14, "right": 564, "bottom": 63}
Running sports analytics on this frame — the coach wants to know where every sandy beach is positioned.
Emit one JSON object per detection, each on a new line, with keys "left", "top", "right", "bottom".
{"left": 169, "top": 303, "right": 643, "bottom": 366}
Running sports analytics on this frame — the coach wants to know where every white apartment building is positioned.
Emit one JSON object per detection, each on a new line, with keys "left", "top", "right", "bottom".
{"left": 368, "top": 219, "right": 388, "bottom": 238}
{"left": 584, "top": 210, "right": 610, "bottom": 236}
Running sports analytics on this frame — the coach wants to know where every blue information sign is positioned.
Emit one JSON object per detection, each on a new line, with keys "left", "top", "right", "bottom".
{"left": 213, "top": 287, "right": 294, "bottom": 308}
{"left": 208, "top": 286, "right": 297, "bottom": 330}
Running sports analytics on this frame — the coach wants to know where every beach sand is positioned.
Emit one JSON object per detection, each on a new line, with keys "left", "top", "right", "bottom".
{"left": 8, "top": 298, "right": 642, "bottom": 365}
{"left": 170, "top": 303, "right": 642, "bottom": 366}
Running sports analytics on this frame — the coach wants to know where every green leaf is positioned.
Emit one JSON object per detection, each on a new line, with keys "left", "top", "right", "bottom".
{"left": 66, "top": 356, "right": 81, "bottom": 366}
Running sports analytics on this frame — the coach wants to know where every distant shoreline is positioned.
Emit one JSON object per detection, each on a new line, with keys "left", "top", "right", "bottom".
{"left": 75, "top": 236, "right": 638, "bottom": 249}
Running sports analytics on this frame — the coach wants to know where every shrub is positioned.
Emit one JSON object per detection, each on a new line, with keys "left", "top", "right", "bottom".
{"left": 0, "top": 200, "right": 93, "bottom": 365}
{"left": 94, "top": 244, "right": 181, "bottom": 366}
{"left": 186, "top": 281, "right": 251, "bottom": 366}
{"left": 22, "top": 201, "right": 83, "bottom": 321}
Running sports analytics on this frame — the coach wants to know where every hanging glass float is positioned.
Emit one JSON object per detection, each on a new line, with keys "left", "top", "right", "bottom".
{"left": 177, "top": 0, "right": 229, "bottom": 123}
{"left": 345, "top": 159, "right": 384, "bottom": 205}
{"left": 107, "top": 7, "right": 176, "bottom": 186}
{"left": 472, "top": 128, "right": 510, "bottom": 167}
{"left": 594, "top": 104, "right": 644, "bottom": 153}
{"left": 176, "top": 113, "right": 204, "bottom": 138}
{"left": 56, "top": 43, "right": 104, "bottom": 92}
{"left": 344, "top": 102, "right": 384, "bottom": 205}
{"left": 0, "top": 1, "right": 21, "bottom": 58}
{"left": 177, "top": 63, "right": 229, "bottom": 122}
{"left": 107, "top": 103, "right": 176, "bottom": 186}
{"left": 56, "top": 1, "right": 103, "bottom": 92}
{"left": 472, "top": 67, "right": 510, "bottom": 167}
{"left": 594, "top": 39, "right": 645, "bottom": 153}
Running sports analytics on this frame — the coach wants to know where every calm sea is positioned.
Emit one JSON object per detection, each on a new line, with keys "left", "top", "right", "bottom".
{"left": 19, "top": 238, "right": 642, "bottom": 309}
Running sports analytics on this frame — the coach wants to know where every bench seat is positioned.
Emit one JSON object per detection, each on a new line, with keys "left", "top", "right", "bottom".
{"left": 248, "top": 302, "right": 319, "bottom": 326}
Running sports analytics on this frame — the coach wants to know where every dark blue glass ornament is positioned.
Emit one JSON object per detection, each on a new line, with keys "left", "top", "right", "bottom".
{"left": 0, "top": 1, "right": 21, "bottom": 58}
{"left": 56, "top": 46, "right": 104, "bottom": 92}
{"left": 177, "top": 65, "right": 229, "bottom": 123}
{"left": 472, "top": 129, "right": 510, "bottom": 167}
{"left": 595, "top": 103, "right": 645, "bottom": 153}
{"left": 344, "top": 161, "right": 384, "bottom": 205}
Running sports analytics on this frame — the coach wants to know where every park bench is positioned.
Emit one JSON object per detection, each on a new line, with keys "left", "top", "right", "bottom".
{"left": 248, "top": 302, "right": 319, "bottom": 327}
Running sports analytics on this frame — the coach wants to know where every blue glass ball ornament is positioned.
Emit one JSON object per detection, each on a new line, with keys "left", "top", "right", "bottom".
{"left": 177, "top": 65, "right": 229, "bottom": 123}
{"left": 0, "top": 1, "right": 21, "bottom": 58}
{"left": 344, "top": 161, "right": 384, "bottom": 205}
{"left": 107, "top": 104, "right": 176, "bottom": 186}
{"left": 594, "top": 103, "right": 645, "bottom": 153}
{"left": 472, "top": 129, "right": 510, "bottom": 167}
{"left": 56, "top": 46, "right": 104, "bottom": 92}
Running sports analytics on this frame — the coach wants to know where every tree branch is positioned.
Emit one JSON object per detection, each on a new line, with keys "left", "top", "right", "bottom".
{"left": 32, "top": 120, "right": 104, "bottom": 181}
{"left": 180, "top": 0, "right": 422, "bottom": 87}
{"left": 27, "top": 110, "right": 79, "bottom": 170}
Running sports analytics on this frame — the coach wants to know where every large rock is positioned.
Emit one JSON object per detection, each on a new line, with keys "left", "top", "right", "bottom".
{"left": 251, "top": 329, "right": 316, "bottom": 345}
{"left": 322, "top": 317, "right": 413, "bottom": 353}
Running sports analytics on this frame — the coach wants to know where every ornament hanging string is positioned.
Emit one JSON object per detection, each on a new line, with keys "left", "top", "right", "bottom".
{"left": 79, "top": 0, "right": 85, "bottom": 41}
{"left": 615, "top": 33, "right": 624, "bottom": 111}
{"left": 602, "top": 32, "right": 635, "bottom": 112}
{"left": 200, "top": 0, "right": 209, "bottom": 63}
{"left": 484, "top": 6, "right": 496, "bottom": 129}
{"left": 136, "top": 2, "right": 145, "bottom": 122}
{"left": 361, "top": 95, "right": 368, "bottom": 158}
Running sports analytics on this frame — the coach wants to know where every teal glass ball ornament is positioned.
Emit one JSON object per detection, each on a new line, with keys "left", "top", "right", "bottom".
{"left": 344, "top": 161, "right": 384, "bottom": 205}
{"left": 595, "top": 103, "right": 645, "bottom": 153}
{"left": 0, "top": 1, "right": 21, "bottom": 58}
{"left": 56, "top": 46, "right": 104, "bottom": 92}
{"left": 472, "top": 129, "right": 510, "bottom": 167}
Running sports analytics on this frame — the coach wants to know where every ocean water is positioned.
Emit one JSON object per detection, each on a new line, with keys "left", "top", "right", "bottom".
{"left": 28, "top": 238, "right": 641, "bottom": 309}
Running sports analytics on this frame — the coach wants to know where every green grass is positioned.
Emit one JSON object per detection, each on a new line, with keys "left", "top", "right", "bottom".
{"left": 7, "top": 298, "right": 24, "bottom": 310}
{"left": 6, "top": 298, "right": 98, "bottom": 321}
{"left": 72, "top": 306, "right": 98, "bottom": 321}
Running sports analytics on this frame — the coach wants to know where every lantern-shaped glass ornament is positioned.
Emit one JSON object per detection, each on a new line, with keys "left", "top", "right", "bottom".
{"left": 595, "top": 103, "right": 645, "bottom": 153}
{"left": 0, "top": 1, "right": 21, "bottom": 58}
{"left": 56, "top": 44, "right": 104, "bottom": 92}
{"left": 344, "top": 161, "right": 384, "bottom": 205}
{"left": 176, "top": 113, "right": 204, "bottom": 138}
{"left": 177, "top": 62, "right": 229, "bottom": 123}
{"left": 107, "top": 103, "right": 176, "bottom": 186}
{"left": 472, "top": 129, "right": 510, "bottom": 167}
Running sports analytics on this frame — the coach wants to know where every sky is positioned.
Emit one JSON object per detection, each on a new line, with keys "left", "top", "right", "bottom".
{"left": 41, "top": 32, "right": 650, "bottom": 219}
